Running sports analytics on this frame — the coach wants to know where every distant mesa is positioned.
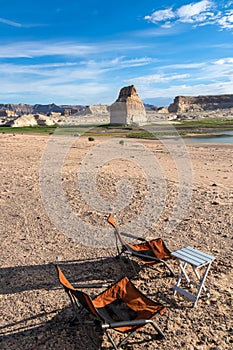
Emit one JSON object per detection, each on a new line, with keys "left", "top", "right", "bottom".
{"left": 110, "top": 85, "right": 147, "bottom": 126}
{"left": 168, "top": 94, "right": 233, "bottom": 113}
{"left": 0, "top": 103, "right": 82, "bottom": 116}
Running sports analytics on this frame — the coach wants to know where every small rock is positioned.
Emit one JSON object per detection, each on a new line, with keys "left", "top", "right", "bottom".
{"left": 211, "top": 201, "right": 220, "bottom": 205}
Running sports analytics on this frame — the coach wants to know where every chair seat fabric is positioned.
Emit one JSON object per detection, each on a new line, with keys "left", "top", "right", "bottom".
{"left": 93, "top": 277, "right": 166, "bottom": 332}
{"left": 127, "top": 238, "right": 171, "bottom": 265}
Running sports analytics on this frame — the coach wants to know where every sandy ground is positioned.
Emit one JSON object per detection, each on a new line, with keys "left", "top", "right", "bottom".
{"left": 0, "top": 133, "right": 232, "bottom": 350}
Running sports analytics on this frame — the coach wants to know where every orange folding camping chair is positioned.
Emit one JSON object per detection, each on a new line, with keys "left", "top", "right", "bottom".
{"left": 55, "top": 264, "right": 166, "bottom": 349}
{"left": 107, "top": 214, "right": 175, "bottom": 277}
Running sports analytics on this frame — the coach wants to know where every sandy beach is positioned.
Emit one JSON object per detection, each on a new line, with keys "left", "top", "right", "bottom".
{"left": 0, "top": 133, "right": 232, "bottom": 350}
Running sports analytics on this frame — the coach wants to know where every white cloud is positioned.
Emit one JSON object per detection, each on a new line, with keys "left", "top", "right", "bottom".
{"left": 224, "top": 1, "right": 233, "bottom": 8}
{"left": 139, "top": 81, "right": 233, "bottom": 101}
{"left": 144, "top": 8, "right": 175, "bottom": 23}
{"left": 0, "top": 58, "right": 114, "bottom": 104}
{"left": 214, "top": 57, "right": 233, "bottom": 64}
{"left": 0, "top": 17, "right": 46, "bottom": 28}
{"left": 0, "top": 57, "right": 153, "bottom": 88}
{"left": 0, "top": 17, "right": 22, "bottom": 27}
{"left": 144, "top": 1, "right": 233, "bottom": 30}
{"left": 0, "top": 42, "right": 98, "bottom": 58}
{"left": 0, "top": 40, "right": 147, "bottom": 59}
{"left": 0, "top": 55, "right": 154, "bottom": 104}
{"left": 82, "top": 57, "right": 153, "bottom": 71}
{"left": 217, "top": 10, "right": 233, "bottom": 29}
{"left": 134, "top": 25, "right": 184, "bottom": 38}
{"left": 1, "top": 37, "right": 233, "bottom": 105}
{"left": 127, "top": 73, "right": 189, "bottom": 84}
{"left": 0, "top": 80, "right": 110, "bottom": 105}
{"left": 177, "top": 0, "right": 213, "bottom": 22}
{"left": 124, "top": 57, "right": 233, "bottom": 104}
{"left": 1, "top": 56, "right": 233, "bottom": 105}
{"left": 161, "top": 63, "right": 205, "bottom": 69}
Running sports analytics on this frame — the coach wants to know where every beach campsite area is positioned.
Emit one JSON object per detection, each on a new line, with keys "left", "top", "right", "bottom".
{"left": 0, "top": 132, "right": 232, "bottom": 350}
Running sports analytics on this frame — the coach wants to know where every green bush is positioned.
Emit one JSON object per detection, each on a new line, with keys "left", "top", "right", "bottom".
{"left": 88, "top": 136, "right": 95, "bottom": 141}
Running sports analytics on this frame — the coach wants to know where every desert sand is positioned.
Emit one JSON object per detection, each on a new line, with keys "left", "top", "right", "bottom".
{"left": 0, "top": 133, "right": 232, "bottom": 350}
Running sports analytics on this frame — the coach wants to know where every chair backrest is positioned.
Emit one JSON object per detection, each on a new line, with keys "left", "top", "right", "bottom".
{"left": 107, "top": 214, "right": 128, "bottom": 248}
{"left": 54, "top": 265, "right": 99, "bottom": 318}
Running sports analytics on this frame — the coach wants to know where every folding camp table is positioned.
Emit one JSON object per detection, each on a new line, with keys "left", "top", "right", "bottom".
{"left": 171, "top": 246, "right": 215, "bottom": 307}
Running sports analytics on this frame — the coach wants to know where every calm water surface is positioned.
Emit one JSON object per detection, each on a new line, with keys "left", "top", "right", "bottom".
{"left": 186, "top": 130, "right": 233, "bottom": 144}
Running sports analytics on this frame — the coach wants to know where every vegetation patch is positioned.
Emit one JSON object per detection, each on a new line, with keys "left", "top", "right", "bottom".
{"left": 127, "top": 131, "right": 157, "bottom": 139}
{"left": 0, "top": 126, "right": 57, "bottom": 134}
{"left": 174, "top": 119, "right": 233, "bottom": 129}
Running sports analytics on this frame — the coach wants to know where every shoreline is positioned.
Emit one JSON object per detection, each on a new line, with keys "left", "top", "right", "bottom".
{"left": 0, "top": 118, "right": 233, "bottom": 138}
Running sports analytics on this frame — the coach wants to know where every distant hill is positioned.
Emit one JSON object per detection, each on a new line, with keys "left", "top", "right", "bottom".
{"left": 0, "top": 103, "right": 84, "bottom": 115}
{"left": 0, "top": 102, "right": 160, "bottom": 116}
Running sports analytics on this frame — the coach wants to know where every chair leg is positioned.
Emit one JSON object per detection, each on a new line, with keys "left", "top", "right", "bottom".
{"left": 127, "top": 257, "right": 138, "bottom": 275}
{"left": 118, "top": 330, "right": 137, "bottom": 348}
{"left": 104, "top": 319, "right": 165, "bottom": 349}
{"left": 67, "top": 292, "right": 86, "bottom": 326}
{"left": 105, "top": 330, "right": 118, "bottom": 350}
{"left": 118, "top": 253, "right": 137, "bottom": 276}
{"left": 161, "top": 260, "right": 176, "bottom": 277}
{"left": 150, "top": 319, "right": 165, "bottom": 338}
{"left": 105, "top": 329, "right": 138, "bottom": 350}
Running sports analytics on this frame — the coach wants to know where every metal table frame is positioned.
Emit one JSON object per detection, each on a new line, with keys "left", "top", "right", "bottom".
{"left": 171, "top": 246, "right": 215, "bottom": 307}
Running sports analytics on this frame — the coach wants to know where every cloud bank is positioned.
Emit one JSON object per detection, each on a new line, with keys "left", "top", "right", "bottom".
{"left": 145, "top": 1, "right": 233, "bottom": 30}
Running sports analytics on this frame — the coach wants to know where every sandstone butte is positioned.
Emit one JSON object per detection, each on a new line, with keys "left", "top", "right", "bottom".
{"left": 110, "top": 85, "right": 147, "bottom": 126}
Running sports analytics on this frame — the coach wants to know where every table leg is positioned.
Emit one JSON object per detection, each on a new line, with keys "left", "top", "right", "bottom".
{"left": 180, "top": 262, "right": 191, "bottom": 283}
{"left": 193, "top": 262, "right": 212, "bottom": 307}
{"left": 173, "top": 261, "right": 188, "bottom": 296}
{"left": 192, "top": 266, "right": 207, "bottom": 292}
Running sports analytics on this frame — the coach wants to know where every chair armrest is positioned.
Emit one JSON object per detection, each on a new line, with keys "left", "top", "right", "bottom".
{"left": 137, "top": 237, "right": 147, "bottom": 242}
{"left": 74, "top": 283, "right": 110, "bottom": 288}
{"left": 121, "top": 231, "right": 146, "bottom": 242}
{"left": 102, "top": 319, "right": 148, "bottom": 329}
{"left": 124, "top": 250, "right": 176, "bottom": 277}
{"left": 125, "top": 249, "right": 161, "bottom": 262}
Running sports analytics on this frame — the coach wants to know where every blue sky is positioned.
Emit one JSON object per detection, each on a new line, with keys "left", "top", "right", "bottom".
{"left": 0, "top": 0, "right": 233, "bottom": 106}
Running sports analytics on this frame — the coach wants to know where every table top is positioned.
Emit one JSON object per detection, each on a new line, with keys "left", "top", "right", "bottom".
{"left": 171, "top": 246, "right": 215, "bottom": 267}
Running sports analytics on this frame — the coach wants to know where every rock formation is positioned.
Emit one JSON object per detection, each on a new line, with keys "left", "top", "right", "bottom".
{"left": 0, "top": 103, "right": 82, "bottom": 116}
{"left": 0, "top": 103, "right": 33, "bottom": 115}
{"left": 8, "top": 114, "right": 38, "bottom": 127}
{"left": 110, "top": 85, "right": 147, "bottom": 125}
{"left": 6, "top": 113, "right": 63, "bottom": 127}
{"left": 168, "top": 94, "right": 233, "bottom": 113}
{"left": 73, "top": 105, "right": 109, "bottom": 116}
{"left": 0, "top": 109, "right": 17, "bottom": 117}
{"left": 157, "top": 107, "right": 169, "bottom": 113}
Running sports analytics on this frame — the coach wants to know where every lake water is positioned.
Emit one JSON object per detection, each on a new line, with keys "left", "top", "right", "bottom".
{"left": 186, "top": 130, "right": 233, "bottom": 144}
